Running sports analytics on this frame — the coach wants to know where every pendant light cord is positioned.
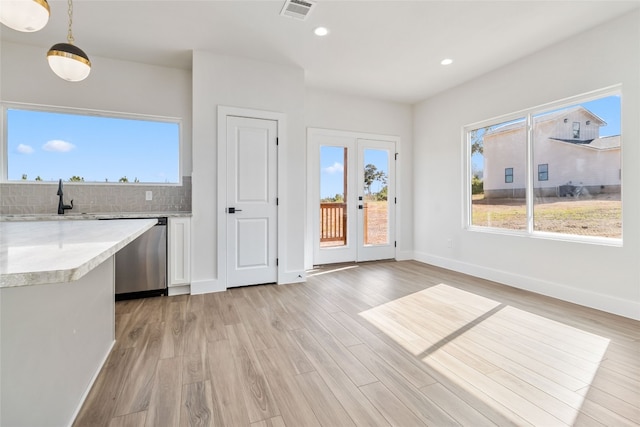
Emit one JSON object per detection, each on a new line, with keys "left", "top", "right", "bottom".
{"left": 66, "top": 0, "right": 74, "bottom": 45}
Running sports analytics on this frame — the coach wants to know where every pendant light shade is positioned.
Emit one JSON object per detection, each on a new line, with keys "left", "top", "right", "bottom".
{"left": 47, "top": 43, "right": 91, "bottom": 81}
{"left": 47, "top": 0, "right": 91, "bottom": 82}
{"left": 0, "top": 0, "right": 50, "bottom": 32}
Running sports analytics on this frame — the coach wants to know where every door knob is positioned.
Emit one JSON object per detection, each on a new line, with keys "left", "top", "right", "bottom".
{"left": 227, "top": 207, "right": 243, "bottom": 214}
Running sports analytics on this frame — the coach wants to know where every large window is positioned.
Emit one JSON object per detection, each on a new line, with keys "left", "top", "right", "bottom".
{"left": 2, "top": 105, "right": 181, "bottom": 183}
{"left": 467, "top": 87, "right": 621, "bottom": 241}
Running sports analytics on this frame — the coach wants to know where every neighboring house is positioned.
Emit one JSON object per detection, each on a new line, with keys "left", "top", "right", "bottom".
{"left": 482, "top": 106, "right": 621, "bottom": 198}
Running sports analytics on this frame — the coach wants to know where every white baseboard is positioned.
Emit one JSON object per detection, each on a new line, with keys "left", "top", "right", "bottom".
{"left": 168, "top": 285, "right": 190, "bottom": 296}
{"left": 190, "top": 278, "right": 225, "bottom": 294}
{"left": 69, "top": 340, "right": 115, "bottom": 427}
{"left": 279, "top": 270, "right": 306, "bottom": 284}
{"left": 413, "top": 251, "right": 640, "bottom": 321}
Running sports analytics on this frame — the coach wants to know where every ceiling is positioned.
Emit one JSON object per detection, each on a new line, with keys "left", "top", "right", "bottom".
{"left": 1, "top": 1, "right": 639, "bottom": 103}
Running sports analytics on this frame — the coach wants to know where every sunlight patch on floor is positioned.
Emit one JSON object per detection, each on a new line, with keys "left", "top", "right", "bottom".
{"left": 359, "top": 284, "right": 610, "bottom": 426}
{"left": 306, "top": 264, "right": 359, "bottom": 277}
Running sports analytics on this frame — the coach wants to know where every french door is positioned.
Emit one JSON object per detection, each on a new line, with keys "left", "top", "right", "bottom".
{"left": 310, "top": 129, "right": 396, "bottom": 265}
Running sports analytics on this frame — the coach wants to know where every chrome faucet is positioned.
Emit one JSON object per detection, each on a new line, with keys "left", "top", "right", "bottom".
{"left": 57, "top": 179, "right": 74, "bottom": 215}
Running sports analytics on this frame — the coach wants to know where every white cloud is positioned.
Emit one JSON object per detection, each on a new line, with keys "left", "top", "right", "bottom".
{"left": 16, "top": 144, "right": 34, "bottom": 154}
{"left": 43, "top": 140, "right": 76, "bottom": 152}
{"left": 323, "top": 162, "right": 344, "bottom": 174}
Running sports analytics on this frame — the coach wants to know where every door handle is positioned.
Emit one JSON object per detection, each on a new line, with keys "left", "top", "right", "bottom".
{"left": 227, "top": 207, "right": 243, "bottom": 214}
{"left": 358, "top": 205, "right": 363, "bottom": 209}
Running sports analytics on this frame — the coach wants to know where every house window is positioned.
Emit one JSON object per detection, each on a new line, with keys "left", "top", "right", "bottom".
{"left": 466, "top": 86, "right": 621, "bottom": 242}
{"left": 2, "top": 105, "right": 181, "bottom": 183}
{"left": 505, "top": 168, "right": 514, "bottom": 183}
{"left": 538, "top": 164, "right": 548, "bottom": 181}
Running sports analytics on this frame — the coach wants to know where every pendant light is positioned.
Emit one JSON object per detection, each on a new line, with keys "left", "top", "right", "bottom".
{"left": 0, "top": 0, "right": 50, "bottom": 32}
{"left": 47, "top": 0, "right": 91, "bottom": 82}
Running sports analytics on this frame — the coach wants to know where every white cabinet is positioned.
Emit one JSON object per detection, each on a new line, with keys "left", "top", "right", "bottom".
{"left": 168, "top": 217, "right": 191, "bottom": 287}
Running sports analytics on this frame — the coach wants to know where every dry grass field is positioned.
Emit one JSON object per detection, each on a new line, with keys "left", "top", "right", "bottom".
{"left": 472, "top": 194, "right": 622, "bottom": 238}
{"left": 364, "top": 201, "right": 390, "bottom": 245}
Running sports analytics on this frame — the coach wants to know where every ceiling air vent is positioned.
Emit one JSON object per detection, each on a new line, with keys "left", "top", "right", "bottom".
{"left": 280, "top": 0, "right": 315, "bottom": 21}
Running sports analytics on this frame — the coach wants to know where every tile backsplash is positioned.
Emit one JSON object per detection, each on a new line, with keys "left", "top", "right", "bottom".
{"left": 0, "top": 176, "right": 191, "bottom": 215}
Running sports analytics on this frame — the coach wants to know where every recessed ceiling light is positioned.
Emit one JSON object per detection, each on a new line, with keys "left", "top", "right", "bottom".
{"left": 314, "top": 26, "right": 329, "bottom": 36}
{"left": 441, "top": 58, "right": 453, "bottom": 65}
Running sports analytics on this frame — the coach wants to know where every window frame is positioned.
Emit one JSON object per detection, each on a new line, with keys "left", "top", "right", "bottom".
{"left": 464, "top": 85, "right": 622, "bottom": 246}
{"left": 1, "top": 102, "right": 183, "bottom": 185}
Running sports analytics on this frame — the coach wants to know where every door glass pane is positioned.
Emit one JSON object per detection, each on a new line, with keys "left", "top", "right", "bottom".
{"left": 363, "top": 149, "right": 389, "bottom": 246}
{"left": 320, "top": 146, "right": 348, "bottom": 247}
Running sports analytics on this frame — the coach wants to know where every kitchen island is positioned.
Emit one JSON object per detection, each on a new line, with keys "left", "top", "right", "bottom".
{"left": 0, "top": 219, "right": 157, "bottom": 427}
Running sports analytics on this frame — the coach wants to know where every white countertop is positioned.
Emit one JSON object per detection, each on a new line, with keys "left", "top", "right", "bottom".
{"left": 0, "top": 212, "right": 191, "bottom": 221}
{"left": 0, "top": 219, "right": 157, "bottom": 288}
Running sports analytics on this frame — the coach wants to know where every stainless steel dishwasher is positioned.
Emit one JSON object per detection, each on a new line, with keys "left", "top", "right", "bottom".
{"left": 113, "top": 217, "right": 167, "bottom": 300}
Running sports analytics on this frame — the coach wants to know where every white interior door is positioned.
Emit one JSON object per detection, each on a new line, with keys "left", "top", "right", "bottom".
{"left": 311, "top": 129, "right": 396, "bottom": 265}
{"left": 226, "top": 116, "right": 278, "bottom": 287}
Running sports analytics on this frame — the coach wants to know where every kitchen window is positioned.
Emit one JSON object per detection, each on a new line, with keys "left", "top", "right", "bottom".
{"left": 2, "top": 104, "right": 181, "bottom": 184}
{"left": 466, "top": 86, "right": 621, "bottom": 242}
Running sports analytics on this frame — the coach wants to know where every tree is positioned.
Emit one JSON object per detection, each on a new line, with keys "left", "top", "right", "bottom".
{"left": 35, "top": 176, "right": 42, "bottom": 181}
{"left": 364, "top": 164, "right": 387, "bottom": 195}
{"left": 320, "top": 193, "right": 344, "bottom": 203}
{"left": 375, "top": 185, "right": 388, "bottom": 201}
{"left": 469, "top": 128, "right": 485, "bottom": 156}
{"left": 471, "top": 175, "right": 484, "bottom": 195}
{"left": 21, "top": 174, "right": 27, "bottom": 180}
{"left": 69, "top": 176, "right": 84, "bottom": 182}
{"left": 119, "top": 176, "right": 129, "bottom": 183}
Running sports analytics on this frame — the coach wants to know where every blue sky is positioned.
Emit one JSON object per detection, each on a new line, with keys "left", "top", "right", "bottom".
{"left": 581, "top": 95, "right": 621, "bottom": 136}
{"left": 320, "top": 146, "right": 389, "bottom": 199}
{"left": 7, "top": 109, "right": 180, "bottom": 182}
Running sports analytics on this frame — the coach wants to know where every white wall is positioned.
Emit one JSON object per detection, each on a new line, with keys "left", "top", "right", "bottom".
{"left": 413, "top": 11, "right": 640, "bottom": 319}
{"left": 304, "top": 88, "right": 414, "bottom": 267}
{"left": 191, "top": 52, "right": 305, "bottom": 292}
{"left": 0, "top": 42, "right": 193, "bottom": 176}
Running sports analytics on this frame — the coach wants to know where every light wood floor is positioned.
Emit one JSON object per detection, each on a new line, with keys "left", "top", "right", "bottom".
{"left": 74, "top": 260, "right": 640, "bottom": 426}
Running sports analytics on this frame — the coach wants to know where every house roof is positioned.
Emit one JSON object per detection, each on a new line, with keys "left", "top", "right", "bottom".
{"left": 535, "top": 106, "right": 607, "bottom": 127}
{"left": 582, "top": 135, "right": 621, "bottom": 150}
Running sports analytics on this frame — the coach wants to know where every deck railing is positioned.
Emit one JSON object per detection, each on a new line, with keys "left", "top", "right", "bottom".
{"left": 320, "top": 202, "right": 347, "bottom": 244}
